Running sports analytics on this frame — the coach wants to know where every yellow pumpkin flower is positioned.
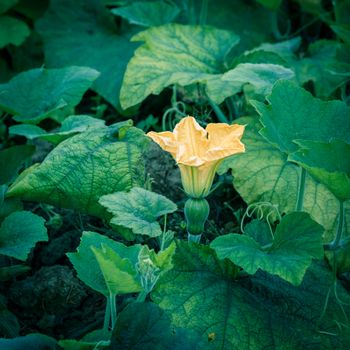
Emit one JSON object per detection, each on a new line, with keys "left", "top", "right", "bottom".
{"left": 147, "top": 116, "right": 245, "bottom": 198}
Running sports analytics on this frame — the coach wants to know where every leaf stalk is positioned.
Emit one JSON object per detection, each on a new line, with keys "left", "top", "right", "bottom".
{"left": 296, "top": 166, "right": 306, "bottom": 212}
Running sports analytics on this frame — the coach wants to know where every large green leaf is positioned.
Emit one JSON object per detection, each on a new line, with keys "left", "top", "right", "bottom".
{"left": 6, "top": 123, "right": 147, "bottom": 219}
{"left": 244, "top": 219, "right": 273, "bottom": 246}
{"left": 220, "top": 63, "right": 294, "bottom": 98}
{"left": 111, "top": 302, "right": 203, "bottom": 350}
{"left": 0, "top": 67, "right": 99, "bottom": 123}
{"left": 0, "top": 145, "right": 35, "bottom": 185}
{"left": 0, "top": 211, "right": 47, "bottom": 261}
{"left": 294, "top": 40, "right": 350, "bottom": 98}
{"left": 10, "top": 115, "right": 105, "bottom": 144}
{"left": 99, "top": 187, "right": 177, "bottom": 237}
{"left": 245, "top": 37, "right": 301, "bottom": 62}
{"left": 211, "top": 212, "right": 324, "bottom": 285}
{"left": 36, "top": 0, "right": 138, "bottom": 109}
{"left": 289, "top": 140, "right": 350, "bottom": 201}
{"left": 202, "top": 0, "right": 274, "bottom": 51}
{"left": 120, "top": 24, "right": 240, "bottom": 109}
{"left": 152, "top": 241, "right": 350, "bottom": 349}
{"left": 0, "top": 15, "right": 30, "bottom": 48}
{"left": 120, "top": 23, "right": 294, "bottom": 108}
{"left": 112, "top": 1, "right": 180, "bottom": 27}
{"left": 219, "top": 117, "right": 350, "bottom": 241}
{"left": 67, "top": 231, "right": 141, "bottom": 296}
{"left": 245, "top": 39, "right": 350, "bottom": 98}
{"left": 252, "top": 80, "right": 350, "bottom": 153}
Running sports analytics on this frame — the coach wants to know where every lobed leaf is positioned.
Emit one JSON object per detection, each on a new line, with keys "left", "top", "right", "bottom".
{"left": 211, "top": 212, "right": 324, "bottom": 285}
{"left": 152, "top": 241, "right": 350, "bottom": 349}
{"left": 0, "top": 211, "right": 47, "bottom": 261}
{"left": 0, "top": 67, "right": 99, "bottom": 123}
{"left": 289, "top": 139, "right": 350, "bottom": 201}
{"left": 10, "top": 115, "right": 105, "bottom": 144}
{"left": 120, "top": 23, "right": 240, "bottom": 109}
{"left": 7, "top": 123, "right": 147, "bottom": 219}
{"left": 36, "top": 0, "right": 138, "bottom": 110}
{"left": 112, "top": 1, "right": 180, "bottom": 27}
{"left": 252, "top": 80, "right": 350, "bottom": 154}
{"left": 0, "top": 15, "right": 30, "bottom": 48}
{"left": 219, "top": 117, "right": 350, "bottom": 242}
{"left": 99, "top": 187, "right": 177, "bottom": 237}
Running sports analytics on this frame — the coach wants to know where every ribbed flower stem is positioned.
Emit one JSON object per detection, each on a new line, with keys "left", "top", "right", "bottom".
{"left": 324, "top": 200, "right": 345, "bottom": 251}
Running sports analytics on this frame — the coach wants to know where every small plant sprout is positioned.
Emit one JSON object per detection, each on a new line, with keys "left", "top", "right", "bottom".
{"left": 136, "top": 246, "right": 161, "bottom": 302}
{"left": 148, "top": 116, "right": 245, "bottom": 242}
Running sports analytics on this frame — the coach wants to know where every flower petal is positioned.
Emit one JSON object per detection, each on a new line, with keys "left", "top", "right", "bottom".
{"left": 173, "top": 116, "right": 208, "bottom": 165}
{"left": 205, "top": 123, "right": 245, "bottom": 161}
{"left": 147, "top": 131, "right": 178, "bottom": 158}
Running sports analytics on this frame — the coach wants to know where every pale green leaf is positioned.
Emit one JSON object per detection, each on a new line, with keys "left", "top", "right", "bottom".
{"left": 112, "top": 1, "right": 180, "bottom": 27}
{"left": 152, "top": 242, "right": 350, "bottom": 349}
{"left": 92, "top": 244, "right": 142, "bottom": 295}
{"left": 99, "top": 187, "right": 177, "bottom": 237}
{"left": 248, "top": 37, "right": 301, "bottom": 61}
{"left": 137, "top": 243, "right": 176, "bottom": 276}
{"left": 0, "top": 211, "right": 47, "bottom": 261}
{"left": 9, "top": 125, "right": 47, "bottom": 140}
{"left": 0, "top": 15, "right": 30, "bottom": 48}
{"left": 7, "top": 124, "right": 147, "bottom": 219}
{"left": 0, "top": 67, "right": 99, "bottom": 123}
{"left": 120, "top": 23, "right": 240, "bottom": 109}
{"left": 220, "top": 63, "right": 294, "bottom": 98}
{"left": 36, "top": 0, "right": 138, "bottom": 110}
{"left": 67, "top": 231, "right": 141, "bottom": 296}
